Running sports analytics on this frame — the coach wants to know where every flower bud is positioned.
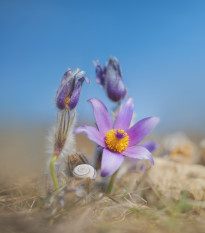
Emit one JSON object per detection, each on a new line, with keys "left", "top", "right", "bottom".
{"left": 55, "top": 68, "right": 90, "bottom": 110}
{"left": 95, "top": 57, "right": 127, "bottom": 102}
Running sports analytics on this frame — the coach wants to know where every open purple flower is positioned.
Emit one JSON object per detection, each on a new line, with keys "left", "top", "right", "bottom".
{"left": 55, "top": 68, "right": 90, "bottom": 110}
{"left": 74, "top": 97, "right": 160, "bottom": 177}
{"left": 95, "top": 57, "right": 127, "bottom": 102}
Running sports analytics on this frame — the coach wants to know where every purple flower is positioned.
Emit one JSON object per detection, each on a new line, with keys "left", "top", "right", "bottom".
{"left": 95, "top": 57, "right": 127, "bottom": 102}
{"left": 74, "top": 98, "right": 160, "bottom": 177}
{"left": 55, "top": 68, "right": 90, "bottom": 110}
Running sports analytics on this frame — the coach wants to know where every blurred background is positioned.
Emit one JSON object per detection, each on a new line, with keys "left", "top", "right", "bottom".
{"left": 0, "top": 0, "right": 205, "bottom": 180}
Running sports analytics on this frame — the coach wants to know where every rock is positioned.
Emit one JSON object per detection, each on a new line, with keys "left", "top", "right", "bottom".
{"left": 147, "top": 157, "right": 205, "bottom": 201}
{"left": 162, "top": 132, "right": 200, "bottom": 164}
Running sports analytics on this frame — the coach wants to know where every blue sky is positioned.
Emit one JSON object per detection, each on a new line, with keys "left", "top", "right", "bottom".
{"left": 0, "top": 0, "right": 205, "bottom": 132}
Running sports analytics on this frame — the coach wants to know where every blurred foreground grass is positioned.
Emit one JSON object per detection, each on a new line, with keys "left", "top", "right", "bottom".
{"left": 0, "top": 177, "right": 205, "bottom": 233}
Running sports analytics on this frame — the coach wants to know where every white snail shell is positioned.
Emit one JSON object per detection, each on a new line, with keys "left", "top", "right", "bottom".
{"left": 72, "top": 164, "right": 96, "bottom": 179}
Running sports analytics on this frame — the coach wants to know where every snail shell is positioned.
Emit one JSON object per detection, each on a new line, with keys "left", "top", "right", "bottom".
{"left": 73, "top": 164, "right": 96, "bottom": 179}
{"left": 67, "top": 152, "right": 89, "bottom": 176}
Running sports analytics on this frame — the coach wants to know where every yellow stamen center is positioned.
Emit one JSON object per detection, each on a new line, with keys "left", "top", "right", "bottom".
{"left": 65, "top": 97, "right": 70, "bottom": 106}
{"left": 105, "top": 129, "right": 129, "bottom": 153}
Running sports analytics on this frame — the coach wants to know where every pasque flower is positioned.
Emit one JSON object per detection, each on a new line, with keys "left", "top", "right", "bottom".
{"left": 55, "top": 68, "right": 90, "bottom": 110}
{"left": 74, "top": 97, "right": 160, "bottom": 177}
{"left": 95, "top": 57, "right": 127, "bottom": 102}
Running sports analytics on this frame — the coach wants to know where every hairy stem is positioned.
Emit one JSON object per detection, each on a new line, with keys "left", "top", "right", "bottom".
{"left": 50, "top": 154, "right": 59, "bottom": 191}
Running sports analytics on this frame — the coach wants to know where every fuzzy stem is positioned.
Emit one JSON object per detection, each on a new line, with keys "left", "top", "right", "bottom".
{"left": 50, "top": 154, "right": 59, "bottom": 191}
{"left": 106, "top": 170, "right": 118, "bottom": 195}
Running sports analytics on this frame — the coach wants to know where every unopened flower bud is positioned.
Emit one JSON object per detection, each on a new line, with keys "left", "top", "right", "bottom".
{"left": 55, "top": 68, "right": 90, "bottom": 110}
{"left": 95, "top": 57, "right": 127, "bottom": 102}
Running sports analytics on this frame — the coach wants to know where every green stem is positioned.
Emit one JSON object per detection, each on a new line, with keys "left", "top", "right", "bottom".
{"left": 50, "top": 154, "right": 59, "bottom": 191}
{"left": 106, "top": 170, "right": 118, "bottom": 195}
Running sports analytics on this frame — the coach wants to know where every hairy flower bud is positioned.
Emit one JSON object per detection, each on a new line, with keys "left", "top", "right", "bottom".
{"left": 95, "top": 57, "right": 127, "bottom": 102}
{"left": 55, "top": 68, "right": 90, "bottom": 110}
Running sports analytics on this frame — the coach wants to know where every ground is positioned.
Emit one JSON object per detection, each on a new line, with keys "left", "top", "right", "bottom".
{"left": 0, "top": 129, "right": 205, "bottom": 233}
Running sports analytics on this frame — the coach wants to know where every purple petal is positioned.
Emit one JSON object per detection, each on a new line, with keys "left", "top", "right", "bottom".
{"left": 113, "top": 97, "right": 134, "bottom": 130}
{"left": 74, "top": 125, "right": 105, "bottom": 147}
{"left": 106, "top": 78, "right": 127, "bottom": 102}
{"left": 105, "top": 57, "right": 127, "bottom": 102}
{"left": 123, "top": 146, "right": 154, "bottom": 166}
{"left": 127, "top": 117, "right": 160, "bottom": 147}
{"left": 68, "top": 77, "right": 90, "bottom": 110}
{"left": 95, "top": 63, "right": 106, "bottom": 87}
{"left": 140, "top": 141, "right": 159, "bottom": 153}
{"left": 88, "top": 98, "right": 112, "bottom": 135}
{"left": 57, "top": 69, "right": 73, "bottom": 90}
{"left": 56, "top": 78, "right": 75, "bottom": 110}
{"left": 106, "top": 57, "right": 123, "bottom": 80}
{"left": 101, "top": 149, "right": 124, "bottom": 177}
